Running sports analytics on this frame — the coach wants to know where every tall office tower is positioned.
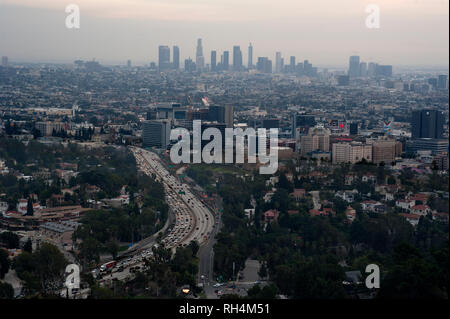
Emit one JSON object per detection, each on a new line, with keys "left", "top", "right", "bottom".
{"left": 173, "top": 45, "right": 180, "bottom": 70}
{"left": 184, "top": 58, "right": 196, "bottom": 72}
{"left": 275, "top": 52, "right": 282, "bottom": 73}
{"left": 348, "top": 55, "right": 360, "bottom": 78}
{"left": 248, "top": 43, "right": 253, "bottom": 68}
{"left": 428, "top": 78, "right": 438, "bottom": 89}
{"left": 292, "top": 114, "right": 316, "bottom": 139}
{"left": 233, "top": 46, "right": 242, "bottom": 71}
{"left": 208, "top": 105, "right": 225, "bottom": 123}
{"left": 256, "top": 57, "right": 272, "bottom": 73}
{"left": 1, "top": 56, "right": 8, "bottom": 67}
{"left": 438, "top": 75, "right": 448, "bottom": 89}
{"left": 359, "top": 62, "right": 367, "bottom": 77}
{"left": 158, "top": 45, "right": 171, "bottom": 71}
{"left": 210, "top": 50, "right": 217, "bottom": 72}
{"left": 349, "top": 123, "right": 358, "bottom": 135}
{"left": 224, "top": 105, "right": 234, "bottom": 128}
{"left": 289, "top": 56, "right": 296, "bottom": 73}
{"left": 368, "top": 62, "right": 376, "bottom": 77}
{"left": 303, "top": 60, "right": 313, "bottom": 76}
{"left": 127, "top": 60, "right": 131, "bottom": 68}
{"left": 223, "top": 51, "right": 230, "bottom": 70}
{"left": 296, "top": 62, "right": 304, "bottom": 76}
{"left": 142, "top": 120, "right": 171, "bottom": 149}
{"left": 411, "top": 109, "right": 445, "bottom": 139}
{"left": 300, "top": 126, "right": 330, "bottom": 157}
{"left": 372, "top": 139, "right": 396, "bottom": 164}
{"left": 196, "top": 38, "right": 204, "bottom": 71}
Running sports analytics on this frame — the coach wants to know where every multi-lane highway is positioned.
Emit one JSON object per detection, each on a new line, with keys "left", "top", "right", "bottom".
{"left": 131, "top": 147, "right": 215, "bottom": 250}
{"left": 92, "top": 147, "right": 219, "bottom": 295}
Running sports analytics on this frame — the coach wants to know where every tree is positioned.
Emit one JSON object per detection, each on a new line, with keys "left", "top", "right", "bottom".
{"left": 0, "top": 282, "right": 14, "bottom": 299}
{"left": 387, "top": 176, "right": 396, "bottom": 185}
{"left": 13, "top": 243, "right": 68, "bottom": 296}
{"left": 258, "top": 262, "right": 268, "bottom": 279}
{"left": 0, "top": 249, "right": 10, "bottom": 279}
{"left": 23, "top": 238, "right": 33, "bottom": 253}
{"left": 188, "top": 241, "right": 200, "bottom": 257}
{"left": 33, "top": 243, "right": 68, "bottom": 295}
{"left": 0, "top": 232, "right": 20, "bottom": 249}
{"left": 106, "top": 240, "right": 120, "bottom": 260}
{"left": 378, "top": 243, "right": 447, "bottom": 299}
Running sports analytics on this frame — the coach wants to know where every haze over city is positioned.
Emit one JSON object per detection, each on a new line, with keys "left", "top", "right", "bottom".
{"left": 0, "top": 0, "right": 449, "bottom": 309}
{"left": 0, "top": 0, "right": 448, "bottom": 66}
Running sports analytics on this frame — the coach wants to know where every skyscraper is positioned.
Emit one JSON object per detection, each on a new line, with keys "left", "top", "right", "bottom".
{"left": 368, "top": 62, "right": 376, "bottom": 77}
{"left": 300, "top": 126, "right": 330, "bottom": 157}
{"left": 303, "top": 60, "right": 313, "bottom": 76}
{"left": 158, "top": 45, "right": 171, "bottom": 71}
{"left": 224, "top": 105, "right": 234, "bottom": 128}
{"left": 173, "top": 45, "right": 180, "bottom": 70}
{"left": 438, "top": 75, "right": 448, "bottom": 89}
{"left": 275, "top": 52, "right": 282, "bottom": 73}
{"left": 289, "top": 56, "right": 296, "bottom": 73}
{"left": 196, "top": 38, "right": 204, "bottom": 71}
{"left": 211, "top": 50, "right": 217, "bottom": 72}
{"left": 2, "top": 56, "right": 8, "bottom": 67}
{"left": 349, "top": 123, "right": 358, "bottom": 135}
{"left": 127, "top": 59, "right": 131, "bottom": 68}
{"left": 248, "top": 43, "right": 253, "bottom": 69}
{"left": 359, "top": 62, "right": 367, "bottom": 77}
{"left": 257, "top": 57, "right": 272, "bottom": 73}
{"left": 142, "top": 120, "right": 171, "bottom": 149}
{"left": 233, "top": 46, "right": 242, "bottom": 71}
{"left": 223, "top": 51, "right": 230, "bottom": 71}
{"left": 348, "top": 56, "right": 360, "bottom": 78}
{"left": 292, "top": 114, "right": 316, "bottom": 139}
{"left": 184, "top": 58, "right": 196, "bottom": 72}
{"left": 372, "top": 139, "right": 397, "bottom": 164}
{"left": 411, "top": 110, "right": 445, "bottom": 139}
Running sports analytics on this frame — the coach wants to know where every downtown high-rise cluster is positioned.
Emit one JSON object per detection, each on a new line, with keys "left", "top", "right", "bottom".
{"left": 156, "top": 39, "right": 320, "bottom": 76}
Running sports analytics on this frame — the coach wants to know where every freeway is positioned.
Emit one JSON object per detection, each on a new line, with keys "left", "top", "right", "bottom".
{"left": 92, "top": 147, "right": 219, "bottom": 297}
{"left": 131, "top": 147, "right": 215, "bottom": 250}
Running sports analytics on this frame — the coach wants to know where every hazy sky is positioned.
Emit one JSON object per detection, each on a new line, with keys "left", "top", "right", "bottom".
{"left": 0, "top": 0, "right": 448, "bottom": 67}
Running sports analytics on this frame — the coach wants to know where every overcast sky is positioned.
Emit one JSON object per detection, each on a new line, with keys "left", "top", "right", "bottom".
{"left": 0, "top": 0, "right": 448, "bottom": 67}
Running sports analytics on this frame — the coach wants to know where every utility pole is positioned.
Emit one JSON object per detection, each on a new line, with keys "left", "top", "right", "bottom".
{"left": 232, "top": 262, "right": 235, "bottom": 282}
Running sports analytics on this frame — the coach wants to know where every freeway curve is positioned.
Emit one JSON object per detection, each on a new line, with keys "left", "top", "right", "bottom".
{"left": 131, "top": 147, "right": 215, "bottom": 251}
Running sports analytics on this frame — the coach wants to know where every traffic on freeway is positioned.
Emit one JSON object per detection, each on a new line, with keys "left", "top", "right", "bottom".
{"left": 90, "top": 147, "right": 217, "bottom": 288}
{"left": 131, "top": 147, "right": 215, "bottom": 250}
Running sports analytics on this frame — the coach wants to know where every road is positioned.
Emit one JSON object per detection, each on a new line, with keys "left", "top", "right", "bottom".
{"left": 310, "top": 190, "right": 321, "bottom": 210}
{"left": 131, "top": 147, "right": 215, "bottom": 250}
{"left": 91, "top": 147, "right": 219, "bottom": 298}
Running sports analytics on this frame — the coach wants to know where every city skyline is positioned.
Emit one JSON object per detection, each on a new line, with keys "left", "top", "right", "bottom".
{"left": 0, "top": 0, "right": 448, "bottom": 67}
